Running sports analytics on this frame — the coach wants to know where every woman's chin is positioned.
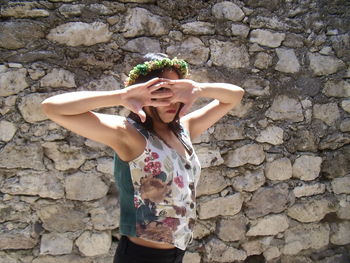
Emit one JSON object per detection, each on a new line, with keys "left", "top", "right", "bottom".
{"left": 161, "top": 118, "right": 174, "bottom": 123}
{"left": 158, "top": 115, "right": 176, "bottom": 123}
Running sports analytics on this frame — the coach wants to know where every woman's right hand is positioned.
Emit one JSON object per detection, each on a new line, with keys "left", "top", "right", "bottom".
{"left": 121, "top": 78, "right": 173, "bottom": 122}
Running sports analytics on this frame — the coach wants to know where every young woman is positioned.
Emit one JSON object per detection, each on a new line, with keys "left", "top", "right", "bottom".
{"left": 41, "top": 53, "right": 244, "bottom": 263}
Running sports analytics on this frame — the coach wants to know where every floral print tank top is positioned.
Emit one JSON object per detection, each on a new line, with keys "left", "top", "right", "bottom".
{"left": 113, "top": 118, "right": 201, "bottom": 250}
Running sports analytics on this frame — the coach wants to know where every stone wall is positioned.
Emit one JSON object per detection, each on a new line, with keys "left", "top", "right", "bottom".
{"left": 0, "top": 0, "right": 349, "bottom": 262}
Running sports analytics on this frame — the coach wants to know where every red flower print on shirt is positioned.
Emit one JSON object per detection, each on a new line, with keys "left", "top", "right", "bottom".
{"left": 174, "top": 176, "right": 184, "bottom": 188}
{"left": 152, "top": 167, "right": 161, "bottom": 176}
{"left": 144, "top": 151, "right": 162, "bottom": 176}
{"left": 134, "top": 197, "right": 142, "bottom": 208}
{"left": 161, "top": 217, "right": 180, "bottom": 230}
{"left": 151, "top": 152, "right": 159, "bottom": 159}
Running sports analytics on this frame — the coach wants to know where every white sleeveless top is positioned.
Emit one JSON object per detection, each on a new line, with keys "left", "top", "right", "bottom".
{"left": 115, "top": 118, "right": 201, "bottom": 250}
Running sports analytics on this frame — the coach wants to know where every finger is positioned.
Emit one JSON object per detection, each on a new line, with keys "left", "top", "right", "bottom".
{"left": 151, "top": 86, "right": 173, "bottom": 94}
{"left": 165, "top": 79, "right": 181, "bottom": 85}
{"left": 137, "top": 109, "right": 146, "bottom": 122}
{"left": 150, "top": 90, "right": 174, "bottom": 99}
{"left": 145, "top": 78, "right": 168, "bottom": 87}
{"left": 148, "top": 99, "right": 172, "bottom": 107}
{"left": 128, "top": 102, "right": 145, "bottom": 121}
{"left": 148, "top": 82, "right": 172, "bottom": 92}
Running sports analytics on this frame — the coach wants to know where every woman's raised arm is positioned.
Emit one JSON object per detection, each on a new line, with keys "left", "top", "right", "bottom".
{"left": 181, "top": 82, "right": 245, "bottom": 140}
{"left": 41, "top": 78, "right": 174, "bottom": 154}
{"left": 42, "top": 89, "right": 132, "bottom": 154}
{"left": 151, "top": 79, "right": 245, "bottom": 140}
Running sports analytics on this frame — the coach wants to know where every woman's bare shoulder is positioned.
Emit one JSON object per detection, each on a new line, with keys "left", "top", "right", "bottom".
{"left": 110, "top": 115, "right": 147, "bottom": 162}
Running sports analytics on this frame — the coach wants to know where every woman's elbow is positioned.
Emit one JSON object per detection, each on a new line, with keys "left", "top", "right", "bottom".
{"left": 228, "top": 88, "right": 244, "bottom": 106}
{"left": 41, "top": 100, "right": 55, "bottom": 117}
{"left": 236, "top": 87, "right": 245, "bottom": 101}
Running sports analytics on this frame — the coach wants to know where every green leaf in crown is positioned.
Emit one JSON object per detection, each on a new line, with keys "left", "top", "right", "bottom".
{"left": 125, "top": 57, "right": 189, "bottom": 86}
{"left": 136, "top": 64, "right": 149, "bottom": 75}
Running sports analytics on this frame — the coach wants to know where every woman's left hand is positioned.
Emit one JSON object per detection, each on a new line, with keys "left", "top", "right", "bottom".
{"left": 151, "top": 79, "right": 201, "bottom": 117}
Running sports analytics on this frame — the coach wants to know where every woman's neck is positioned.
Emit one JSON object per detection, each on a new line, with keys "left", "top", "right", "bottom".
{"left": 153, "top": 122, "right": 171, "bottom": 135}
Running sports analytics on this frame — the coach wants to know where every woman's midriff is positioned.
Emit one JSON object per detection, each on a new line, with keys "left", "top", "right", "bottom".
{"left": 127, "top": 236, "right": 176, "bottom": 249}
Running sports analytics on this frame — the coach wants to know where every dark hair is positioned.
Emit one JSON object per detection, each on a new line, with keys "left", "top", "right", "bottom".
{"left": 127, "top": 53, "right": 185, "bottom": 135}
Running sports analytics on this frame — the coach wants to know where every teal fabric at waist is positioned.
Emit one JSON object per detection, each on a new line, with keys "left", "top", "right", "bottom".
{"left": 113, "top": 153, "right": 136, "bottom": 237}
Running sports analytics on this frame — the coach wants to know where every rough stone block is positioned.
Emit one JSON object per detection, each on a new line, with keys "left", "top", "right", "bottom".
{"left": 196, "top": 168, "right": 228, "bottom": 196}
{"left": 47, "top": 22, "right": 112, "bottom": 46}
{"left": 225, "top": 144, "right": 265, "bottom": 168}
{"left": 231, "top": 167, "right": 265, "bottom": 192}
{"left": 37, "top": 204, "right": 87, "bottom": 232}
{"left": 265, "top": 95, "right": 303, "bottom": 122}
{"left": 167, "top": 37, "right": 209, "bottom": 65}
{"left": 313, "top": 103, "right": 340, "bottom": 126}
{"left": 0, "top": 120, "right": 17, "bottom": 141}
{"left": 217, "top": 214, "right": 246, "bottom": 241}
{"left": 250, "top": 29, "right": 285, "bottom": 48}
{"left": 19, "top": 93, "right": 50, "bottom": 123}
{"left": 0, "top": 68, "right": 28, "bottom": 96}
{"left": 308, "top": 53, "right": 345, "bottom": 76}
{"left": 256, "top": 125, "right": 284, "bottom": 145}
{"left": 123, "top": 8, "right": 168, "bottom": 38}
{"left": 0, "top": 143, "right": 45, "bottom": 170}
{"left": 275, "top": 48, "right": 300, "bottom": 73}
{"left": 246, "top": 214, "right": 289, "bottom": 236}
{"left": 40, "top": 233, "right": 73, "bottom": 255}
{"left": 245, "top": 183, "right": 292, "bottom": 219}
{"left": 205, "top": 238, "right": 247, "bottom": 262}
{"left": 331, "top": 175, "right": 350, "bottom": 194}
{"left": 0, "top": 21, "right": 45, "bottom": 49}
{"left": 212, "top": 2, "right": 245, "bottom": 21}
{"left": 287, "top": 198, "right": 337, "bottom": 223}
{"left": 210, "top": 39, "right": 249, "bottom": 68}
{"left": 181, "top": 22, "right": 215, "bottom": 35}
{"left": 42, "top": 142, "right": 86, "bottom": 171}
{"left": 265, "top": 158, "right": 292, "bottom": 181}
{"left": 194, "top": 145, "right": 224, "bottom": 168}
{"left": 199, "top": 193, "right": 243, "bottom": 219}
{"left": 40, "top": 68, "right": 76, "bottom": 88}
{"left": 75, "top": 231, "right": 111, "bottom": 257}
{"left": 65, "top": 172, "right": 109, "bottom": 201}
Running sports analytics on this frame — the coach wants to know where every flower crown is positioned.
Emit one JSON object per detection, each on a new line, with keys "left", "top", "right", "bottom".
{"left": 125, "top": 57, "right": 188, "bottom": 86}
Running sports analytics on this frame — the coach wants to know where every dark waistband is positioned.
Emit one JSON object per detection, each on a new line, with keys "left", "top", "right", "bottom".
{"left": 120, "top": 236, "right": 185, "bottom": 257}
